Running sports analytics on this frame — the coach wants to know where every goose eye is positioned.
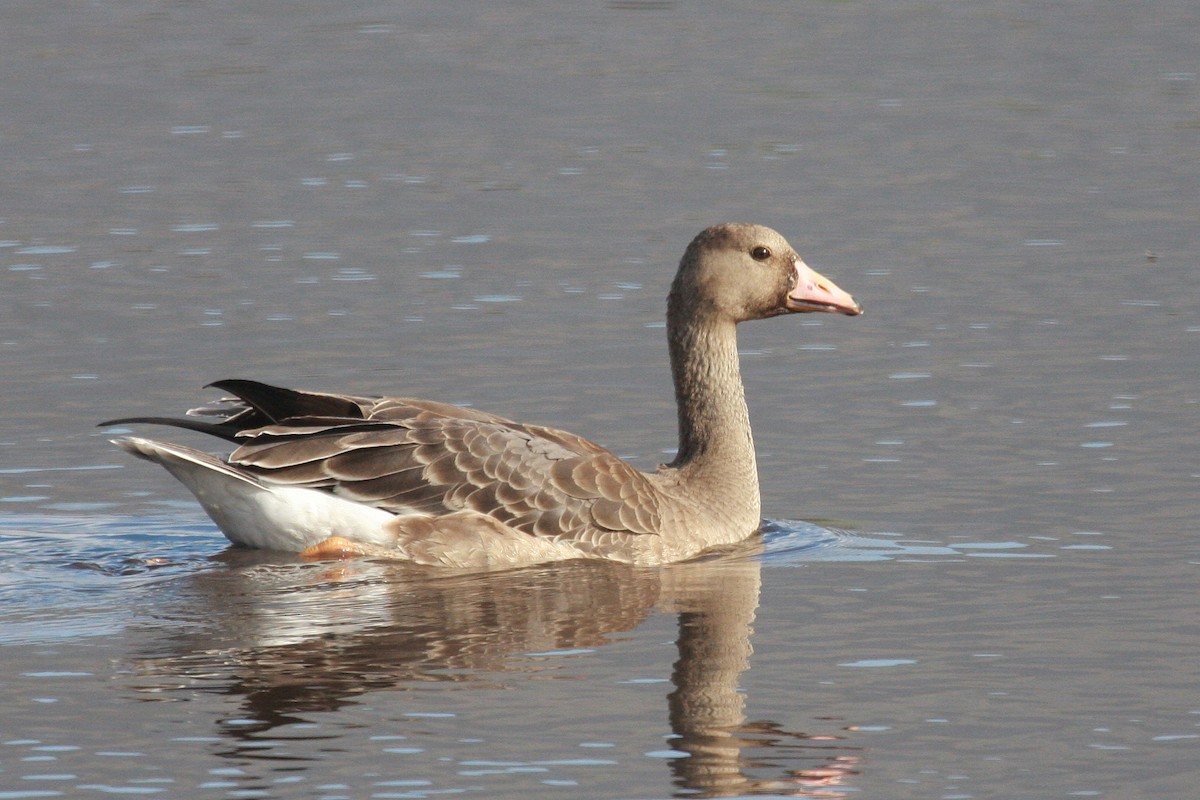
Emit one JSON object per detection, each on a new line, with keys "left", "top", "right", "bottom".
{"left": 750, "top": 246, "right": 772, "bottom": 261}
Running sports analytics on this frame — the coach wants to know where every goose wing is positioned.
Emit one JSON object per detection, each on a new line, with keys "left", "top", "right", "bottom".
{"left": 196, "top": 381, "right": 664, "bottom": 541}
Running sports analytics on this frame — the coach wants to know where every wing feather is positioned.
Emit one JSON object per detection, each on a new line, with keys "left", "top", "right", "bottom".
{"left": 124, "top": 380, "right": 664, "bottom": 543}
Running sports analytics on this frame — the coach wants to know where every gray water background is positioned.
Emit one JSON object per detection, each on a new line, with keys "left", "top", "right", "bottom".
{"left": 1, "top": 1, "right": 1197, "bottom": 797}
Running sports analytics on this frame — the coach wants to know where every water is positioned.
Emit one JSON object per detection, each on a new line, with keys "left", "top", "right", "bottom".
{"left": 2, "top": 1, "right": 1198, "bottom": 797}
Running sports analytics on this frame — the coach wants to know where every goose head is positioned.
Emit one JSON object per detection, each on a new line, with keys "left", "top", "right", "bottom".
{"left": 669, "top": 223, "right": 863, "bottom": 323}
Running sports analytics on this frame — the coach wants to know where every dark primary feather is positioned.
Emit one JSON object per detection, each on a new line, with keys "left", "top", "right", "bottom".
{"left": 207, "top": 378, "right": 370, "bottom": 421}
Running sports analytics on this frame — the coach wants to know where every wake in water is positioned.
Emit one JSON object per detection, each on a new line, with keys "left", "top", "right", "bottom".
{"left": 0, "top": 513, "right": 1052, "bottom": 646}
{"left": 759, "top": 518, "right": 1054, "bottom": 564}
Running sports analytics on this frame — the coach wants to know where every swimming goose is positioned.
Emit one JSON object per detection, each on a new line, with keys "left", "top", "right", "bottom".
{"left": 104, "top": 223, "right": 861, "bottom": 567}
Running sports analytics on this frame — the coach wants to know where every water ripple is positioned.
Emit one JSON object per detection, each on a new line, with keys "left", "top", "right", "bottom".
{"left": 760, "top": 520, "right": 1053, "bottom": 564}
{"left": 0, "top": 514, "right": 1054, "bottom": 644}
{"left": 0, "top": 514, "right": 220, "bottom": 645}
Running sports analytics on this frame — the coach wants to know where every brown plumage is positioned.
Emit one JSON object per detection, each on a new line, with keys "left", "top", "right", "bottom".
{"left": 105, "top": 223, "right": 862, "bottom": 566}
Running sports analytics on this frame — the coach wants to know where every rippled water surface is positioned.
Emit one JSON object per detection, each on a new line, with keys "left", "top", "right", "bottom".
{"left": 2, "top": 1, "right": 1198, "bottom": 798}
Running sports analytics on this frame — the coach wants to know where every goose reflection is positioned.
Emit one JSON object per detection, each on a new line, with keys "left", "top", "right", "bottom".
{"left": 130, "top": 549, "right": 859, "bottom": 796}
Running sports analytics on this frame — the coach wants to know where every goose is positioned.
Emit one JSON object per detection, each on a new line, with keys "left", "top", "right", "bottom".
{"left": 103, "top": 223, "right": 862, "bottom": 567}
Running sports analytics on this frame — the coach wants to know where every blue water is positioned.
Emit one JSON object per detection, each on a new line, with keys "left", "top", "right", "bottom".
{"left": 2, "top": 0, "right": 1197, "bottom": 796}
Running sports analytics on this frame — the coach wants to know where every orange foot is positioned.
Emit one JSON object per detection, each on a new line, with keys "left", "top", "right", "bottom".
{"left": 300, "top": 536, "right": 363, "bottom": 560}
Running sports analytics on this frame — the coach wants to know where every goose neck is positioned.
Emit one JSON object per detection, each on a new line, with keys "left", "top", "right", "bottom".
{"left": 666, "top": 314, "right": 756, "bottom": 479}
